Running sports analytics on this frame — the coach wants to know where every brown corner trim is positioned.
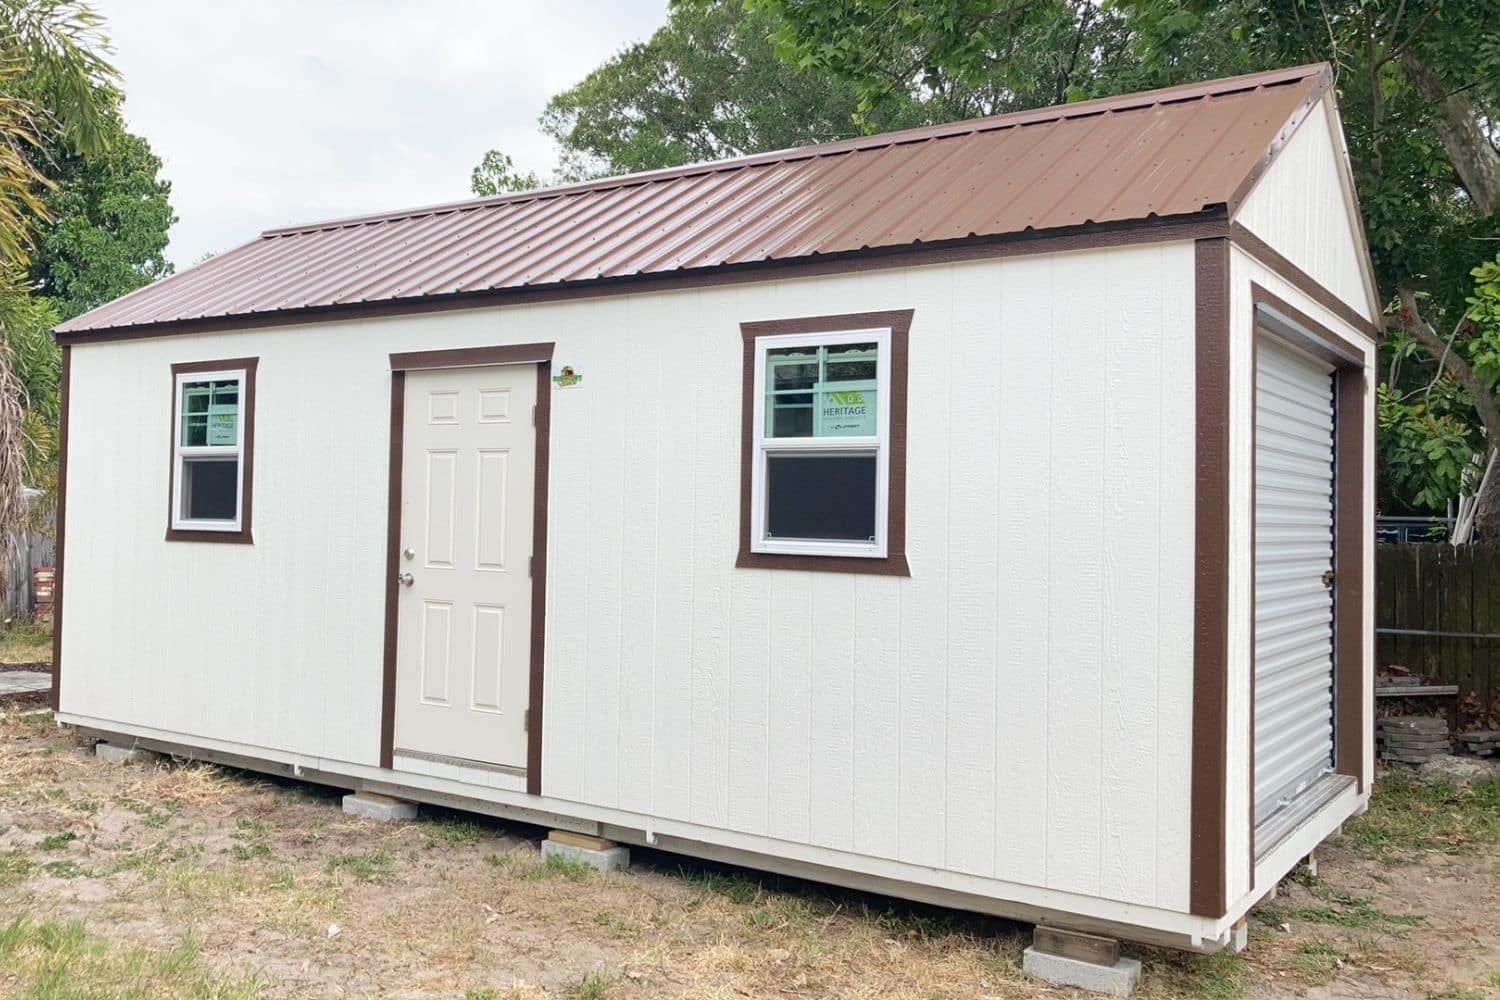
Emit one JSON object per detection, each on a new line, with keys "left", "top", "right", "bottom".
{"left": 165, "top": 357, "right": 257, "bottom": 545}
{"left": 379, "top": 370, "right": 405, "bottom": 771}
{"left": 380, "top": 350, "right": 552, "bottom": 794}
{"left": 736, "top": 309, "right": 912, "bottom": 577}
{"left": 1229, "top": 223, "right": 1381, "bottom": 342}
{"left": 50, "top": 346, "right": 71, "bottom": 711}
{"left": 390, "top": 342, "right": 555, "bottom": 371}
{"left": 56, "top": 212, "right": 1228, "bottom": 347}
{"left": 1191, "top": 237, "right": 1231, "bottom": 919}
{"left": 1333, "top": 368, "right": 1367, "bottom": 794}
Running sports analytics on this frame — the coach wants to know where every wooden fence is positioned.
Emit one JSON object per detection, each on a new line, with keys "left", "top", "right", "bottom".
{"left": 1377, "top": 543, "right": 1500, "bottom": 710}
{"left": 1, "top": 529, "right": 53, "bottom": 622}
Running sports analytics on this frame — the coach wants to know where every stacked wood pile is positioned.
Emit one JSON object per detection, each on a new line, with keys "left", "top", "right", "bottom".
{"left": 1378, "top": 715, "right": 1450, "bottom": 763}
{"left": 1458, "top": 731, "right": 1500, "bottom": 757}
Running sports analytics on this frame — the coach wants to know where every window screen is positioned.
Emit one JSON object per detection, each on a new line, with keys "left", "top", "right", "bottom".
{"left": 766, "top": 454, "right": 876, "bottom": 541}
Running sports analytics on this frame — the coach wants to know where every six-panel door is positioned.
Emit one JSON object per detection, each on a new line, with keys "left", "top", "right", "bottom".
{"left": 394, "top": 365, "right": 537, "bottom": 770}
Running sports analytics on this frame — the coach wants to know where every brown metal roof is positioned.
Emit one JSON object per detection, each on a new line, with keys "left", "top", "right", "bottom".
{"left": 58, "top": 64, "right": 1330, "bottom": 336}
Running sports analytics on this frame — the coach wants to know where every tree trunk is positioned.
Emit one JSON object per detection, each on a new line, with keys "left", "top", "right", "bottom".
{"left": 1401, "top": 52, "right": 1500, "bottom": 216}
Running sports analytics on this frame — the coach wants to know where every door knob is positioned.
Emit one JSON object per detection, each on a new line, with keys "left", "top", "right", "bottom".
{"left": 403, "top": 547, "right": 415, "bottom": 561}
{"left": 1321, "top": 569, "right": 1335, "bottom": 588}
{"left": 397, "top": 572, "right": 415, "bottom": 587}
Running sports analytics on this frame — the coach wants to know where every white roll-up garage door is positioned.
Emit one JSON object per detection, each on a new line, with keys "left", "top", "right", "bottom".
{"left": 1254, "top": 336, "right": 1337, "bottom": 828}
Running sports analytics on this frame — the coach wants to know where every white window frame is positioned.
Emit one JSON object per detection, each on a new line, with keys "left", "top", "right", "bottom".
{"left": 171, "top": 367, "right": 247, "bottom": 532}
{"left": 749, "top": 327, "right": 892, "bottom": 559}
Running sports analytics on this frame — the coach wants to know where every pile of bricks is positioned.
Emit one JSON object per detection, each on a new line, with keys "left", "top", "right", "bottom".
{"left": 1458, "top": 730, "right": 1500, "bottom": 757}
{"left": 1378, "top": 715, "right": 1450, "bottom": 764}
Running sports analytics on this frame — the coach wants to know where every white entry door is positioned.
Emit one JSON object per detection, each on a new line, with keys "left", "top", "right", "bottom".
{"left": 1254, "top": 336, "right": 1337, "bottom": 827}
{"left": 394, "top": 364, "right": 536, "bottom": 770}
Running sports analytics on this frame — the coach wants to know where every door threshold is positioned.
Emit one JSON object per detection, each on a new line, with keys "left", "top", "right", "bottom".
{"left": 394, "top": 747, "right": 527, "bottom": 778}
{"left": 1255, "top": 773, "right": 1355, "bottom": 862}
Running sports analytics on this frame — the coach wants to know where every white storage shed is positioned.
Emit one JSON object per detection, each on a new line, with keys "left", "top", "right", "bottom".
{"left": 50, "top": 64, "right": 1379, "bottom": 953}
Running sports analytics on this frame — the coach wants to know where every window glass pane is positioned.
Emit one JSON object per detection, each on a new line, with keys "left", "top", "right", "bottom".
{"left": 181, "top": 378, "right": 239, "bottom": 447}
{"left": 765, "top": 343, "right": 878, "bottom": 438}
{"left": 766, "top": 454, "right": 876, "bottom": 542}
{"left": 182, "top": 457, "right": 238, "bottom": 521}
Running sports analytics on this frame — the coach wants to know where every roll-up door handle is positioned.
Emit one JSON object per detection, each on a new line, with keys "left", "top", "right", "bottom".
{"left": 1321, "top": 570, "right": 1335, "bottom": 589}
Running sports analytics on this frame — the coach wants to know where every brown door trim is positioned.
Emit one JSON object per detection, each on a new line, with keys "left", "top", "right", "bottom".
{"left": 1190, "top": 237, "right": 1232, "bottom": 918}
{"left": 50, "top": 346, "right": 72, "bottom": 711}
{"left": 381, "top": 342, "right": 555, "bottom": 795}
{"left": 1247, "top": 282, "right": 1368, "bottom": 865}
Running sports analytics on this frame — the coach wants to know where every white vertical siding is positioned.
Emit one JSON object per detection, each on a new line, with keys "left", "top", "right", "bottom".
{"left": 1235, "top": 97, "right": 1378, "bottom": 327}
{"left": 61, "top": 244, "right": 1197, "bottom": 913}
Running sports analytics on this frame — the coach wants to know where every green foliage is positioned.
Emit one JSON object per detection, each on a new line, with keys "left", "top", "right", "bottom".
{"left": 28, "top": 106, "right": 175, "bottom": 320}
{"left": 538, "top": 0, "right": 879, "bottom": 179}
{"left": 1344, "top": 767, "right": 1500, "bottom": 860}
{"left": 468, "top": 149, "right": 541, "bottom": 197}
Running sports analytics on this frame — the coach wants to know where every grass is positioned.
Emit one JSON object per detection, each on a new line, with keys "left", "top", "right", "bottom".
{"left": 523, "top": 852, "right": 595, "bottom": 882}
{"left": 324, "top": 847, "right": 397, "bottom": 884}
{"left": 1346, "top": 769, "right": 1500, "bottom": 860}
{"left": 0, "top": 615, "right": 51, "bottom": 665}
{"left": 0, "top": 914, "right": 263, "bottom": 999}
{"left": 37, "top": 830, "right": 76, "bottom": 851}
{"left": 1145, "top": 950, "right": 1251, "bottom": 1000}
{"left": 1256, "top": 876, "right": 1422, "bottom": 933}
{"left": 566, "top": 972, "right": 612, "bottom": 1000}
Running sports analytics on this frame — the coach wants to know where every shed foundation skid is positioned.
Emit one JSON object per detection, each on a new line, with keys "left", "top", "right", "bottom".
{"left": 542, "top": 831, "right": 630, "bottom": 872}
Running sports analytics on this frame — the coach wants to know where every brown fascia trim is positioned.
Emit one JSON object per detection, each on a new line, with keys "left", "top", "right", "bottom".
{"left": 1228, "top": 223, "right": 1382, "bottom": 342}
{"left": 736, "top": 309, "right": 912, "bottom": 577}
{"left": 381, "top": 346, "right": 553, "bottom": 794}
{"left": 1225, "top": 67, "right": 1334, "bottom": 215}
{"left": 55, "top": 211, "right": 1229, "bottom": 347}
{"left": 165, "top": 357, "right": 258, "bottom": 544}
{"left": 50, "top": 345, "right": 71, "bottom": 711}
{"left": 1248, "top": 282, "right": 1368, "bottom": 794}
{"left": 1190, "top": 237, "right": 1231, "bottom": 919}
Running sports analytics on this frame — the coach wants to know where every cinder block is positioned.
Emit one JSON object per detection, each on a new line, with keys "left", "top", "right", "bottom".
{"left": 342, "top": 791, "right": 417, "bottom": 822}
{"left": 1024, "top": 946, "right": 1141, "bottom": 997}
{"left": 1228, "top": 917, "right": 1248, "bottom": 953}
{"left": 95, "top": 741, "right": 138, "bottom": 764}
{"left": 541, "top": 835, "right": 629, "bottom": 872}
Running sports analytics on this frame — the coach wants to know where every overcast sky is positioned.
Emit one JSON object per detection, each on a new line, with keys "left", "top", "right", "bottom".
{"left": 92, "top": 1, "right": 668, "bottom": 268}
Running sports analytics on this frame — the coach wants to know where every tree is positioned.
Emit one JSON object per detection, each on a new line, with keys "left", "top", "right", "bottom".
{"left": 29, "top": 106, "right": 174, "bottom": 320}
{"left": 536, "top": 0, "right": 881, "bottom": 180}
{"left": 0, "top": 0, "right": 120, "bottom": 543}
{"left": 469, "top": 150, "right": 541, "bottom": 197}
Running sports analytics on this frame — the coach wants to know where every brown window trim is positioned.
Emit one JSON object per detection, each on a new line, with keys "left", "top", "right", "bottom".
{"left": 165, "top": 357, "right": 258, "bottom": 544}
{"left": 737, "top": 310, "right": 911, "bottom": 576}
{"left": 381, "top": 342, "right": 554, "bottom": 797}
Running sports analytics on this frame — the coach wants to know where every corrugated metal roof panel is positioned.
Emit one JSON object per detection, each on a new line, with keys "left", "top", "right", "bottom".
{"left": 58, "top": 64, "right": 1329, "bottom": 335}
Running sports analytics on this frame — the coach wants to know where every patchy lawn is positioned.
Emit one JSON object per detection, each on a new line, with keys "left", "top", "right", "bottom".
{"left": 0, "top": 617, "right": 51, "bottom": 668}
{"left": 0, "top": 709, "right": 1497, "bottom": 999}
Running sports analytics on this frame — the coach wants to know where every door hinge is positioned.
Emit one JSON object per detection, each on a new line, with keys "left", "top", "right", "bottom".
{"left": 523, "top": 709, "right": 529, "bottom": 732}
{"left": 531, "top": 404, "right": 536, "bottom": 427}
{"left": 528, "top": 555, "right": 533, "bottom": 578}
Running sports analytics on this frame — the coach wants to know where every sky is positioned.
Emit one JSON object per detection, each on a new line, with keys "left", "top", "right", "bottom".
{"left": 92, "top": 1, "right": 669, "bottom": 268}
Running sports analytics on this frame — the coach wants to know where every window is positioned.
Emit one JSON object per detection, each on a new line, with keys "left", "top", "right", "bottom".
{"left": 168, "top": 358, "right": 257, "bottom": 542}
{"left": 738, "top": 310, "right": 911, "bottom": 575}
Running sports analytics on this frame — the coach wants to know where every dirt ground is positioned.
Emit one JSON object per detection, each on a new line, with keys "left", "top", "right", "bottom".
{"left": 1, "top": 709, "right": 1497, "bottom": 999}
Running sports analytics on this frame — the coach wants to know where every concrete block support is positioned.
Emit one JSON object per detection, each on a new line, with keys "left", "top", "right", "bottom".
{"left": 342, "top": 791, "right": 417, "bottom": 822}
{"left": 542, "top": 830, "right": 630, "bottom": 872}
{"left": 1024, "top": 926, "right": 1141, "bottom": 996}
{"left": 95, "top": 741, "right": 138, "bottom": 764}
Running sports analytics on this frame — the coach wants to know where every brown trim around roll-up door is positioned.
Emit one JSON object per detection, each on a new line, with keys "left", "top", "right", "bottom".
{"left": 1229, "top": 224, "right": 1381, "bottom": 342}
{"left": 736, "top": 309, "right": 912, "bottom": 576}
{"left": 165, "top": 357, "right": 258, "bottom": 544}
{"left": 1249, "top": 283, "right": 1367, "bottom": 782}
{"left": 380, "top": 342, "right": 555, "bottom": 792}
{"left": 49, "top": 346, "right": 71, "bottom": 711}
{"left": 1191, "top": 237, "right": 1231, "bottom": 919}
